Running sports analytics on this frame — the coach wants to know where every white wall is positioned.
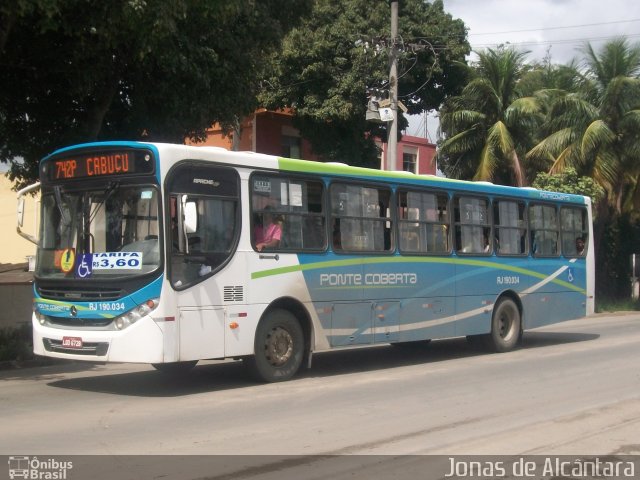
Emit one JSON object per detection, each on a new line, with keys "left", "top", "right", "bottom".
{"left": 0, "top": 175, "right": 38, "bottom": 264}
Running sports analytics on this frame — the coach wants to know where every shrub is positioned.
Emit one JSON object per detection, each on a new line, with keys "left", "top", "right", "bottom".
{"left": 0, "top": 324, "right": 34, "bottom": 362}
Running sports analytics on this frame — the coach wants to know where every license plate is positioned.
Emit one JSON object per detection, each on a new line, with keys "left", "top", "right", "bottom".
{"left": 62, "top": 336, "right": 83, "bottom": 349}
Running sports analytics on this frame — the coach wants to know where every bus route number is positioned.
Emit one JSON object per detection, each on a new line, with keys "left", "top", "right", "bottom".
{"left": 497, "top": 275, "right": 520, "bottom": 286}
{"left": 56, "top": 159, "right": 77, "bottom": 179}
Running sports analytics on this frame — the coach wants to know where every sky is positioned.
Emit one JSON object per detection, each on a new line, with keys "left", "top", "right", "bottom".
{"left": 407, "top": 0, "right": 640, "bottom": 140}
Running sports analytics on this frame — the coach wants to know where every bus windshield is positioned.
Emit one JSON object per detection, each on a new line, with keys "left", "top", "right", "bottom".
{"left": 37, "top": 183, "right": 161, "bottom": 279}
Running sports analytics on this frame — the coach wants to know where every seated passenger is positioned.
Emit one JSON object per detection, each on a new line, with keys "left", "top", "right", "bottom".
{"left": 256, "top": 208, "right": 282, "bottom": 251}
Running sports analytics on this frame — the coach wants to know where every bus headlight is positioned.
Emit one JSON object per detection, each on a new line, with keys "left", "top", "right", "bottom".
{"left": 34, "top": 309, "right": 47, "bottom": 325}
{"left": 113, "top": 299, "right": 159, "bottom": 330}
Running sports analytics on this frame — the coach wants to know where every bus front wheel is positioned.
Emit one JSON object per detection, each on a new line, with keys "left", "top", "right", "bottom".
{"left": 244, "top": 309, "right": 304, "bottom": 382}
{"left": 486, "top": 298, "right": 521, "bottom": 353}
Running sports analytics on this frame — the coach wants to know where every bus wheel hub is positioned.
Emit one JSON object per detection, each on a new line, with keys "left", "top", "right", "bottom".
{"left": 265, "top": 327, "right": 293, "bottom": 366}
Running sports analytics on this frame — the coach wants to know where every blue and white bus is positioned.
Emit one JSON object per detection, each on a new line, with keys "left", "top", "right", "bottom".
{"left": 17, "top": 142, "right": 594, "bottom": 382}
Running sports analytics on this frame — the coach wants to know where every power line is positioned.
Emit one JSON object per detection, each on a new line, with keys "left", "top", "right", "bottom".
{"left": 472, "top": 33, "right": 640, "bottom": 49}
{"left": 417, "top": 29, "right": 640, "bottom": 51}
{"left": 411, "top": 17, "right": 640, "bottom": 51}
{"left": 470, "top": 18, "right": 640, "bottom": 36}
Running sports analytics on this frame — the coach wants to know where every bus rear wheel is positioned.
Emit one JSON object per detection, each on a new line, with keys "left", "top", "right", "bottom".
{"left": 486, "top": 297, "right": 521, "bottom": 353}
{"left": 244, "top": 309, "right": 304, "bottom": 382}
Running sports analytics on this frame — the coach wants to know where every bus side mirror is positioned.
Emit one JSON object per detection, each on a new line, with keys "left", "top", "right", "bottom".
{"left": 184, "top": 201, "right": 198, "bottom": 234}
{"left": 17, "top": 197, "right": 25, "bottom": 228}
{"left": 16, "top": 182, "right": 40, "bottom": 245}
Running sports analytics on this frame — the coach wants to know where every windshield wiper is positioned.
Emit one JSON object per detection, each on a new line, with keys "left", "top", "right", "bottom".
{"left": 53, "top": 185, "right": 70, "bottom": 225}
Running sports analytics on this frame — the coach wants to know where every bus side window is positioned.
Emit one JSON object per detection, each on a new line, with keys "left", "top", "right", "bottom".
{"left": 561, "top": 207, "right": 588, "bottom": 257}
{"left": 251, "top": 175, "right": 326, "bottom": 252}
{"left": 303, "top": 216, "right": 325, "bottom": 249}
{"left": 455, "top": 196, "right": 490, "bottom": 255}
{"left": 530, "top": 204, "right": 559, "bottom": 257}
{"left": 329, "top": 183, "right": 392, "bottom": 253}
{"left": 398, "top": 190, "right": 449, "bottom": 254}
{"left": 494, "top": 200, "right": 527, "bottom": 256}
{"left": 332, "top": 219, "right": 342, "bottom": 250}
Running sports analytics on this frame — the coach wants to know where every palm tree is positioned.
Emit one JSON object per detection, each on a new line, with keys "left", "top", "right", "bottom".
{"left": 438, "top": 46, "right": 542, "bottom": 186}
{"left": 528, "top": 37, "right": 640, "bottom": 214}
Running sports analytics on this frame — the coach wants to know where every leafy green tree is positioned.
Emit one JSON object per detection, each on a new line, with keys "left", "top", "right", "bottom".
{"left": 438, "top": 46, "right": 542, "bottom": 186}
{"left": 518, "top": 49, "right": 584, "bottom": 97}
{"left": 527, "top": 37, "right": 640, "bottom": 215}
{"left": 532, "top": 167, "right": 604, "bottom": 205}
{"left": 259, "top": 0, "right": 470, "bottom": 167}
{"left": 524, "top": 37, "right": 640, "bottom": 301}
{"left": 0, "top": 0, "right": 308, "bottom": 188}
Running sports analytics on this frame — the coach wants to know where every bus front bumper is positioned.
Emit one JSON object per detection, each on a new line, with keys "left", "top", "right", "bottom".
{"left": 32, "top": 315, "right": 165, "bottom": 363}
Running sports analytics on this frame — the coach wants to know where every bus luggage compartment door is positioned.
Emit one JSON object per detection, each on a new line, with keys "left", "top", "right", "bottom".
{"left": 178, "top": 307, "right": 225, "bottom": 360}
{"left": 373, "top": 301, "right": 400, "bottom": 343}
{"left": 330, "top": 302, "right": 373, "bottom": 347}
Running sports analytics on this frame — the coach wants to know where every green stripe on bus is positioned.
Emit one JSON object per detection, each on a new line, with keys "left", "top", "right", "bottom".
{"left": 277, "top": 157, "right": 460, "bottom": 183}
{"left": 251, "top": 256, "right": 586, "bottom": 294}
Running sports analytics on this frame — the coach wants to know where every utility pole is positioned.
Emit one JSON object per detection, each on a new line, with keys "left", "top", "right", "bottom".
{"left": 387, "top": 0, "right": 399, "bottom": 171}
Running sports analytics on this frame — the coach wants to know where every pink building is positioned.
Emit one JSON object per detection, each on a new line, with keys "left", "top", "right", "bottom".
{"left": 376, "top": 134, "right": 437, "bottom": 175}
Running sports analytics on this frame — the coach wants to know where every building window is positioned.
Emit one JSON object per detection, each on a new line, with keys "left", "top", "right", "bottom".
{"left": 282, "top": 135, "right": 301, "bottom": 159}
{"left": 402, "top": 148, "right": 418, "bottom": 173}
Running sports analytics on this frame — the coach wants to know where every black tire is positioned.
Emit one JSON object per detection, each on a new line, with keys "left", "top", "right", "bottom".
{"left": 152, "top": 360, "right": 198, "bottom": 374}
{"left": 485, "top": 297, "right": 521, "bottom": 353}
{"left": 244, "top": 309, "right": 304, "bottom": 382}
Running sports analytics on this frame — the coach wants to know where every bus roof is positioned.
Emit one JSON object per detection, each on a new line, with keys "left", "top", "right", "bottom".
{"left": 42, "top": 141, "right": 589, "bottom": 205}
{"left": 276, "top": 155, "right": 589, "bottom": 205}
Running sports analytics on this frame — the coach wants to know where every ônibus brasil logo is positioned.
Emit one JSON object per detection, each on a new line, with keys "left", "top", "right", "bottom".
{"left": 8, "top": 456, "right": 73, "bottom": 479}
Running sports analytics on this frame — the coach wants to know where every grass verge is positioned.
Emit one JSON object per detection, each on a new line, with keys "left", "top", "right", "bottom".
{"left": 595, "top": 297, "right": 640, "bottom": 313}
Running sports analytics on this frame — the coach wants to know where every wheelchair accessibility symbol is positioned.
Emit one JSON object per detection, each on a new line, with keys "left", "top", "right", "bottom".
{"left": 567, "top": 267, "right": 575, "bottom": 283}
{"left": 75, "top": 253, "right": 93, "bottom": 278}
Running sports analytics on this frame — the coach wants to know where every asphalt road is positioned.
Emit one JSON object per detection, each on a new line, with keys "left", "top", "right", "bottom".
{"left": 1, "top": 313, "right": 639, "bottom": 479}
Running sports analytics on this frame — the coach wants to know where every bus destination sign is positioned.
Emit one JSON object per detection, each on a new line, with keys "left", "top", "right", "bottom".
{"left": 53, "top": 152, "right": 133, "bottom": 179}
{"left": 44, "top": 149, "right": 154, "bottom": 181}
